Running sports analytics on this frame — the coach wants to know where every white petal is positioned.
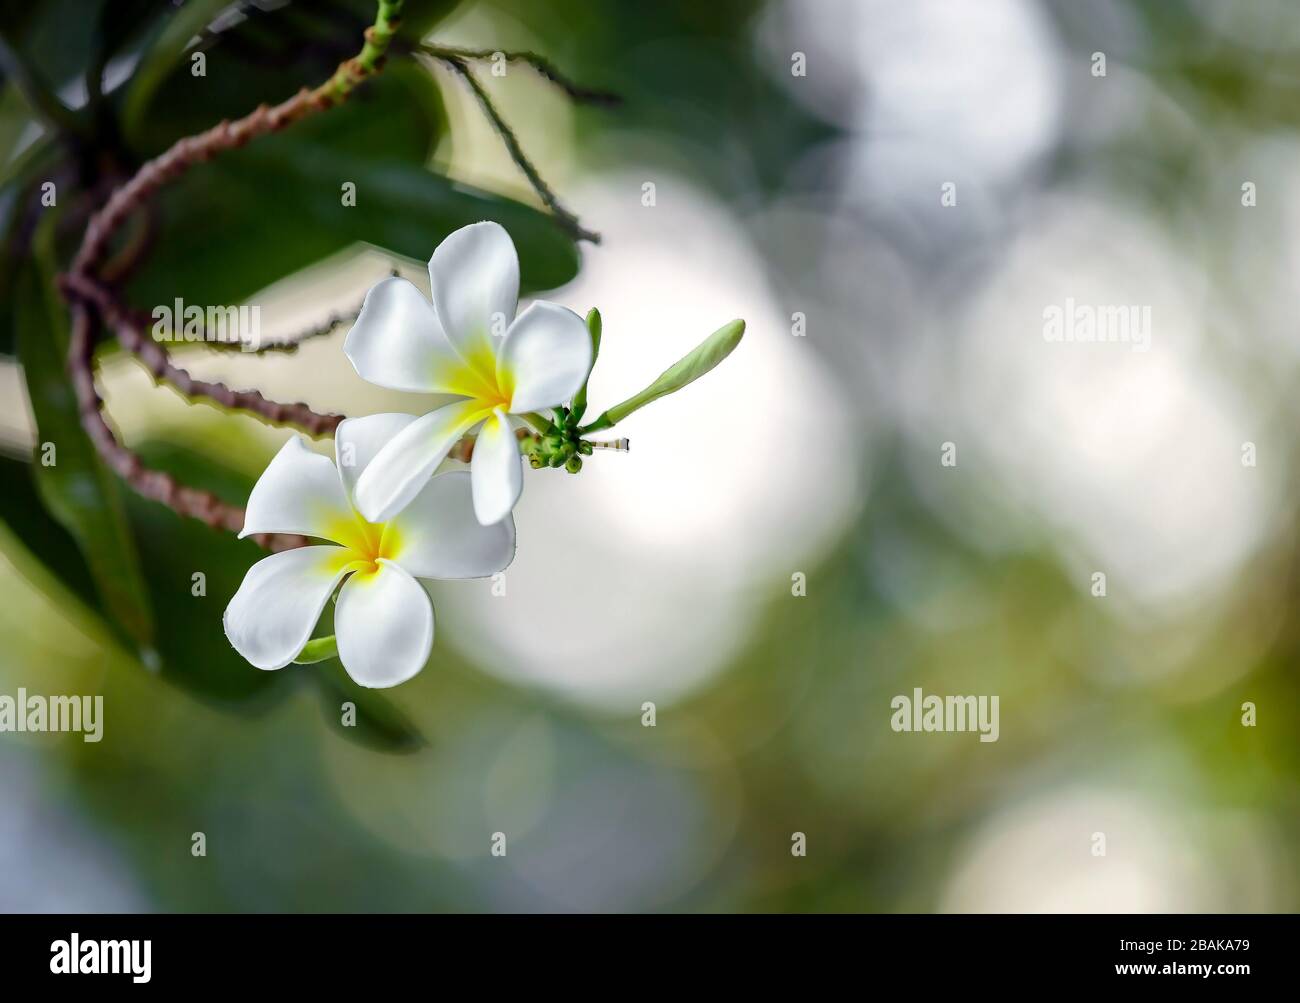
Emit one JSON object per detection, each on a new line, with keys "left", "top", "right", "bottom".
{"left": 343, "top": 277, "right": 486, "bottom": 396}
{"left": 428, "top": 221, "right": 519, "bottom": 375}
{"left": 223, "top": 546, "right": 355, "bottom": 670}
{"left": 335, "top": 560, "right": 434, "bottom": 688}
{"left": 335, "top": 412, "right": 418, "bottom": 508}
{"left": 239, "top": 436, "right": 361, "bottom": 549}
{"left": 470, "top": 408, "right": 524, "bottom": 525}
{"left": 386, "top": 470, "right": 515, "bottom": 579}
{"left": 353, "top": 398, "right": 489, "bottom": 525}
{"left": 498, "top": 301, "right": 592, "bottom": 414}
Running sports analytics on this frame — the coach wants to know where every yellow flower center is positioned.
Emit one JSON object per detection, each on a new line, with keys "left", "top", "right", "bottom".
{"left": 443, "top": 338, "right": 514, "bottom": 411}
{"left": 323, "top": 512, "right": 402, "bottom": 575}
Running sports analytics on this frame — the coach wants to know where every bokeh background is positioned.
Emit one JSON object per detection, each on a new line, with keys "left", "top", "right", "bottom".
{"left": 2, "top": 0, "right": 1299, "bottom": 912}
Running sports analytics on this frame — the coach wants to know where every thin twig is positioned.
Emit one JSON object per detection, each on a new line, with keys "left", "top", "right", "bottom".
{"left": 421, "top": 44, "right": 622, "bottom": 107}
{"left": 200, "top": 267, "right": 398, "bottom": 354}
{"left": 427, "top": 50, "right": 601, "bottom": 244}
{"left": 61, "top": 272, "right": 343, "bottom": 437}
{"left": 201, "top": 303, "right": 362, "bottom": 355}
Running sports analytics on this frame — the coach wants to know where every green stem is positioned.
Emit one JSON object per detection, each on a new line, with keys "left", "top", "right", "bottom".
{"left": 578, "top": 414, "right": 614, "bottom": 435}
{"left": 319, "top": 0, "right": 405, "bottom": 103}
{"left": 294, "top": 635, "right": 339, "bottom": 664}
{"left": 521, "top": 412, "right": 554, "bottom": 435}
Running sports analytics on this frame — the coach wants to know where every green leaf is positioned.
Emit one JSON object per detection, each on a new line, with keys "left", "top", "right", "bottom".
{"left": 0, "top": 453, "right": 99, "bottom": 612}
{"left": 120, "top": 0, "right": 245, "bottom": 137}
{"left": 128, "top": 133, "right": 581, "bottom": 309}
{"left": 120, "top": 17, "right": 579, "bottom": 307}
{"left": 125, "top": 63, "right": 446, "bottom": 308}
{"left": 295, "top": 635, "right": 339, "bottom": 664}
{"left": 122, "top": 437, "right": 293, "bottom": 705}
{"left": 280, "top": 144, "right": 582, "bottom": 294}
{"left": 584, "top": 318, "right": 744, "bottom": 432}
{"left": 312, "top": 658, "right": 427, "bottom": 754}
{"left": 91, "top": 0, "right": 166, "bottom": 67}
{"left": 14, "top": 230, "right": 156, "bottom": 650}
{"left": 0, "top": 80, "right": 38, "bottom": 174}
{"left": 0, "top": 134, "right": 61, "bottom": 357}
{"left": 1, "top": 0, "right": 110, "bottom": 104}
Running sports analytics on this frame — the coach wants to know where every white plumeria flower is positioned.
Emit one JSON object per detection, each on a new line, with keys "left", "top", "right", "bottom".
{"left": 223, "top": 413, "right": 515, "bottom": 688}
{"left": 344, "top": 221, "right": 592, "bottom": 526}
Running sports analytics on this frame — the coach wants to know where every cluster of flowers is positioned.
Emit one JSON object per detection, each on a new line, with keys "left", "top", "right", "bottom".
{"left": 223, "top": 222, "right": 597, "bottom": 688}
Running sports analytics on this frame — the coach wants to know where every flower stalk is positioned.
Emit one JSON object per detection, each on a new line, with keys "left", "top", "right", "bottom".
{"left": 294, "top": 636, "right": 339, "bottom": 664}
{"left": 578, "top": 319, "right": 746, "bottom": 434}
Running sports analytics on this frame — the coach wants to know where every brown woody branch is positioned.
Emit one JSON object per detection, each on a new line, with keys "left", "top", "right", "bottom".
{"left": 61, "top": 272, "right": 343, "bottom": 437}
{"left": 66, "top": 302, "right": 308, "bottom": 551}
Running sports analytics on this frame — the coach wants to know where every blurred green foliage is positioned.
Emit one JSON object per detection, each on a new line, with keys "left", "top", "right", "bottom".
{"left": 3, "top": 0, "right": 1299, "bottom": 914}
